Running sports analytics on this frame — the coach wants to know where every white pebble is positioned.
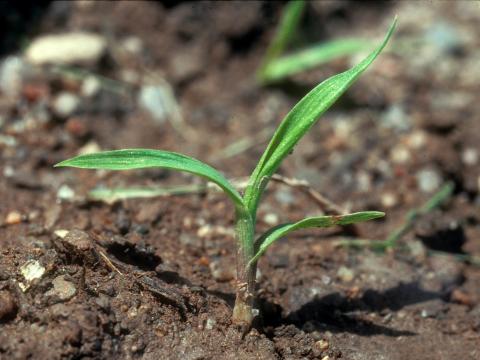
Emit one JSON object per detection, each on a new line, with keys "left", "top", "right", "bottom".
{"left": 462, "top": 148, "right": 478, "bottom": 166}
{"left": 25, "top": 32, "right": 106, "bottom": 65}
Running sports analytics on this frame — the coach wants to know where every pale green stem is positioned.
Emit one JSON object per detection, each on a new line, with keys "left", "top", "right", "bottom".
{"left": 232, "top": 208, "right": 256, "bottom": 330}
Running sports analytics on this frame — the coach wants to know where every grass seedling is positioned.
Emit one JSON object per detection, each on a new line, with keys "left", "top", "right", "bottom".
{"left": 55, "top": 19, "right": 396, "bottom": 331}
{"left": 257, "top": 0, "right": 371, "bottom": 84}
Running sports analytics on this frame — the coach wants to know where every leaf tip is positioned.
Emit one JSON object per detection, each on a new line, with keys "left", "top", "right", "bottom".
{"left": 370, "top": 211, "right": 386, "bottom": 219}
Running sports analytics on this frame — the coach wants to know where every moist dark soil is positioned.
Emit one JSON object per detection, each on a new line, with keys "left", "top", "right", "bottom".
{"left": 1, "top": 1, "right": 480, "bottom": 359}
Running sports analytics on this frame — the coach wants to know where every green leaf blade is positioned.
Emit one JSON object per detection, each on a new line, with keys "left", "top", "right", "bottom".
{"left": 262, "top": 38, "right": 371, "bottom": 83}
{"left": 245, "top": 18, "right": 397, "bottom": 218}
{"left": 250, "top": 211, "right": 385, "bottom": 265}
{"left": 55, "top": 149, "right": 245, "bottom": 209}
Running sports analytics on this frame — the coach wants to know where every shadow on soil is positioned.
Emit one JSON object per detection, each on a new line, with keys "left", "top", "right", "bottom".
{"left": 259, "top": 281, "right": 446, "bottom": 337}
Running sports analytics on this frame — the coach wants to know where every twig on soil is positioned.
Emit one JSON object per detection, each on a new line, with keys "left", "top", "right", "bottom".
{"left": 97, "top": 250, "right": 124, "bottom": 276}
{"left": 210, "top": 126, "right": 275, "bottom": 161}
{"left": 271, "top": 174, "right": 348, "bottom": 215}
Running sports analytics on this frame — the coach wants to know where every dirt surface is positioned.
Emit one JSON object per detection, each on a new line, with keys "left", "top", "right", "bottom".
{"left": 1, "top": 1, "right": 480, "bottom": 359}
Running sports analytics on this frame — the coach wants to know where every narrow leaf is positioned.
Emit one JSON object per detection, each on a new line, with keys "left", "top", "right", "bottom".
{"left": 261, "top": 38, "right": 371, "bottom": 83}
{"left": 55, "top": 149, "right": 245, "bottom": 209}
{"left": 244, "top": 18, "right": 397, "bottom": 217}
{"left": 88, "top": 184, "right": 207, "bottom": 204}
{"left": 249, "top": 211, "right": 385, "bottom": 265}
{"left": 258, "top": 0, "right": 306, "bottom": 81}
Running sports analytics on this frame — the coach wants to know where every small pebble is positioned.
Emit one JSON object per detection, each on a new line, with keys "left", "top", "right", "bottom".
{"left": 0, "top": 291, "right": 18, "bottom": 321}
{"left": 54, "top": 229, "right": 69, "bottom": 239}
{"left": 381, "top": 104, "right": 410, "bottom": 132}
{"left": 337, "top": 266, "right": 354, "bottom": 282}
{"left": 57, "top": 185, "right": 75, "bottom": 200}
{"left": 390, "top": 144, "right": 411, "bottom": 164}
{"left": 461, "top": 148, "right": 478, "bottom": 166}
{"left": 63, "top": 229, "right": 93, "bottom": 252}
{"left": 81, "top": 76, "right": 101, "bottom": 97}
{"left": 205, "top": 318, "right": 216, "bottom": 330}
{"left": 122, "top": 36, "right": 143, "bottom": 54}
{"left": 77, "top": 141, "right": 101, "bottom": 156}
{"left": 53, "top": 92, "right": 80, "bottom": 118}
{"left": 450, "top": 289, "right": 474, "bottom": 306}
{"left": 0, "top": 56, "right": 24, "bottom": 98}
{"left": 46, "top": 275, "right": 77, "bottom": 301}
{"left": 381, "top": 192, "right": 398, "bottom": 208}
{"left": 25, "top": 32, "right": 107, "bottom": 65}
{"left": 20, "top": 260, "right": 46, "bottom": 283}
{"left": 416, "top": 168, "right": 442, "bottom": 193}
{"left": 406, "top": 131, "right": 426, "bottom": 149}
{"left": 5, "top": 211, "right": 22, "bottom": 225}
{"left": 263, "top": 213, "right": 279, "bottom": 225}
{"left": 209, "top": 259, "right": 235, "bottom": 282}
{"left": 138, "top": 83, "right": 176, "bottom": 124}
{"left": 315, "top": 339, "right": 329, "bottom": 351}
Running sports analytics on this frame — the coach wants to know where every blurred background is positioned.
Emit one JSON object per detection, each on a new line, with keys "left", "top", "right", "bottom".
{"left": 1, "top": 1, "right": 480, "bottom": 359}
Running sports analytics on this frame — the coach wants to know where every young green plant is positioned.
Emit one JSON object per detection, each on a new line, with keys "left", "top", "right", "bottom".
{"left": 55, "top": 19, "right": 396, "bottom": 330}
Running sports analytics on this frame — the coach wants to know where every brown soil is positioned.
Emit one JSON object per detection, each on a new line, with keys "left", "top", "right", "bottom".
{"left": 1, "top": 1, "right": 480, "bottom": 359}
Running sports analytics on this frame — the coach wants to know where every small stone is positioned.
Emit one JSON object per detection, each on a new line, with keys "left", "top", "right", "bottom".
{"left": 381, "top": 192, "right": 397, "bottom": 208}
{"left": 315, "top": 339, "right": 329, "bottom": 351}
{"left": 205, "top": 318, "right": 216, "bottom": 330}
{"left": 0, "top": 291, "right": 18, "bottom": 321}
{"left": 356, "top": 171, "right": 371, "bottom": 192}
{"left": 138, "top": 83, "right": 177, "bottom": 124}
{"left": 462, "top": 148, "right": 478, "bottom": 166}
{"left": 54, "top": 229, "right": 69, "bottom": 239}
{"left": 263, "top": 213, "right": 279, "bottom": 225}
{"left": 135, "top": 202, "right": 163, "bottom": 223}
{"left": 209, "top": 259, "right": 235, "bottom": 282}
{"left": 81, "top": 76, "right": 101, "bottom": 97}
{"left": 450, "top": 289, "right": 474, "bottom": 306}
{"left": 77, "top": 141, "right": 101, "bottom": 156}
{"left": 407, "top": 240, "right": 427, "bottom": 261}
{"left": 122, "top": 36, "right": 143, "bottom": 54}
{"left": 44, "top": 204, "right": 62, "bottom": 229}
{"left": 46, "top": 275, "right": 77, "bottom": 301}
{"left": 20, "top": 260, "right": 45, "bottom": 282}
{"left": 25, "top": 32, "right": 107, "bottom": 65}
{"left": 19, "top": 260, "right": 46, "bottom": 291}
{"left": 390, "top": 144, "right": 411, "bottom": 164}
{"left": 337, "top": 266, "right": 354, "bottom": 283}
{"left": 321, "top": 275, "right": 332, "bottom": 285}
{"left": 381, "top": 104, "right": 410, "bottom": 132}
{"left": 416, "top": 168, "right": 442, "bottom": 193}
{"left": 53, "top": 92, "right": 80, "bottom": 118}
{"left": 0, "top": 56, "right": 24, "bottom": 98}
{"left": 406, "top": 131, "right": 426, "bottom": 149}
{"left": 57, "top": 184, "right": 75, "bottom": 200}
{"left": 179, "top": 233, "right": 200, "bottom": 247}
{"left": 5, "top": 211, "right": 22, "bottom": 225}
{"left": 63, "top": 229, "right": 92, "bottom": 252}
{"left": 321, "top": 356, "right": 331, "bottom": 360}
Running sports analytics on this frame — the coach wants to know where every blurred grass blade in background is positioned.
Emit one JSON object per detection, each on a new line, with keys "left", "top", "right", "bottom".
{"left": 257, "top": 0, "right": 371, "bottom": 84}
{"left": 261, "top": 38, "right": 371, "bottom": 83}
{"left": 257, "top": 0, "right": 306, "bottom": 81}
